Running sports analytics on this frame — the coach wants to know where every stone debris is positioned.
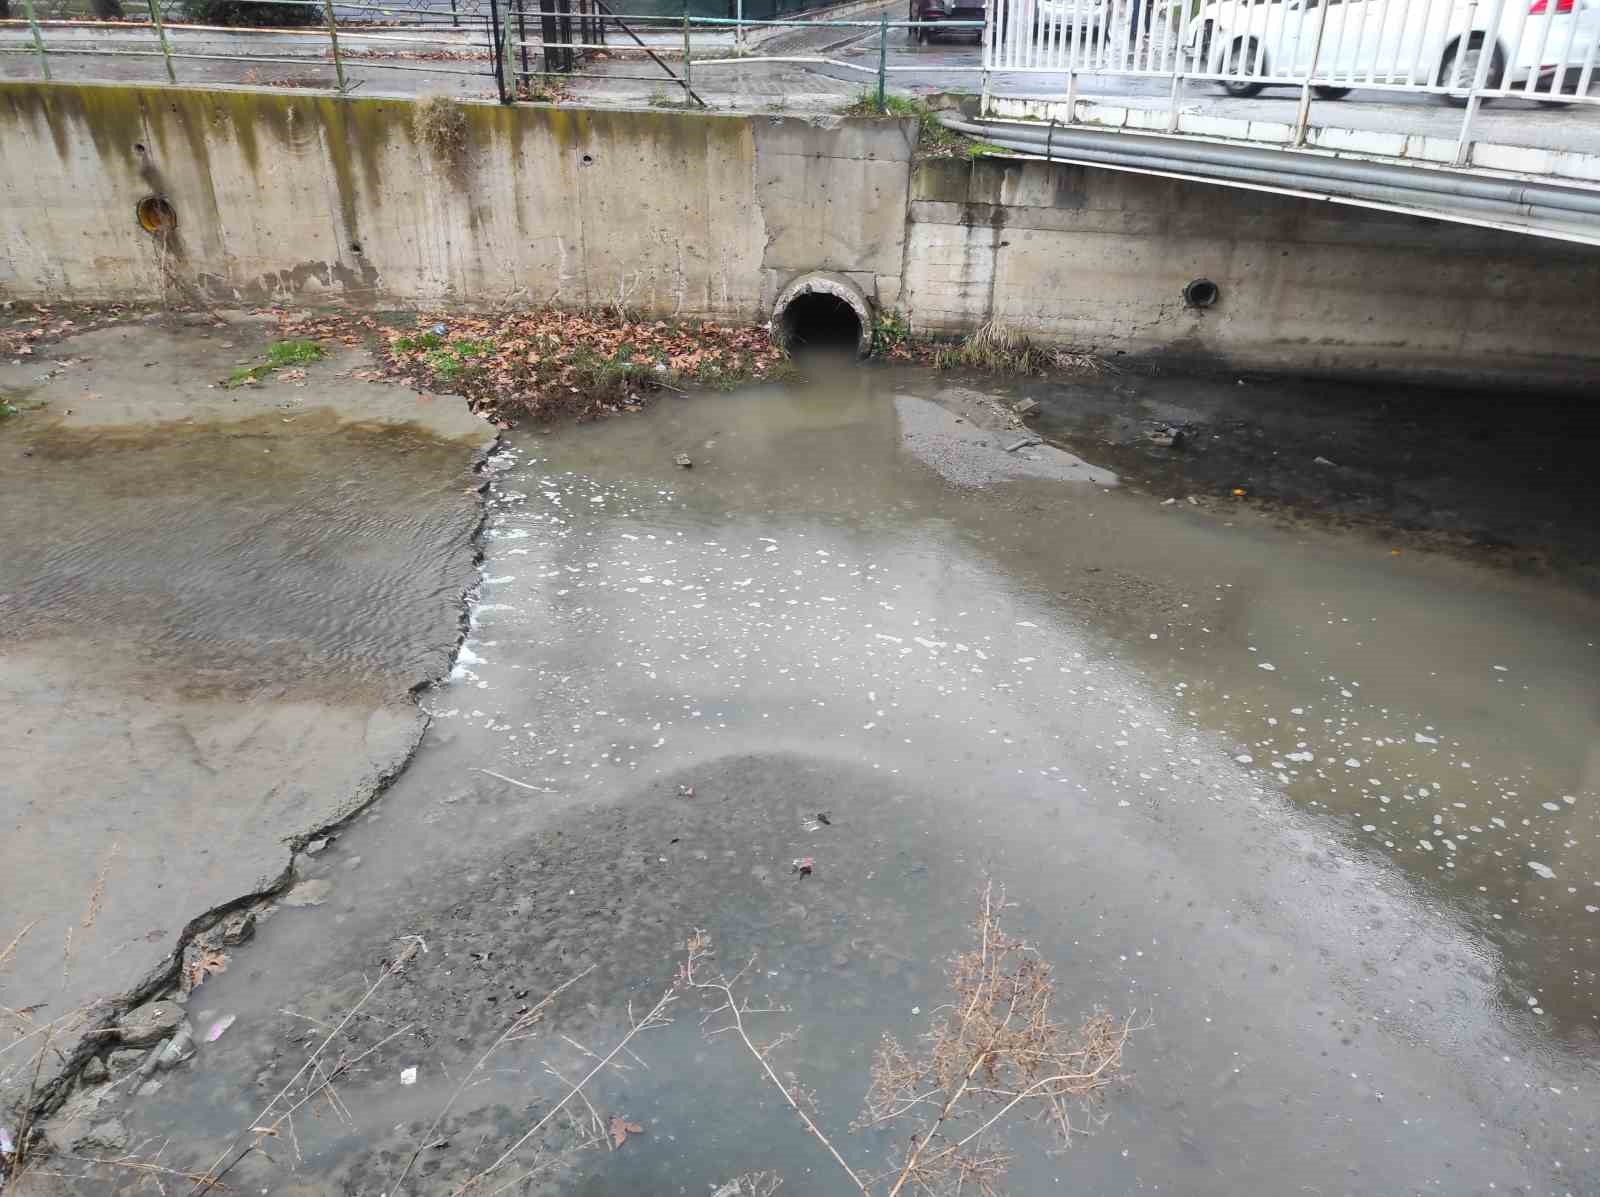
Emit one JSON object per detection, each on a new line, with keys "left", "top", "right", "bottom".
{"left": 1146, "top": 423, "right": 1186, "bottom": 449}
{"left": 74, "top": 1118, "right": 129, "bottom": 1153}
{"left": 280, "top": 878, "right": 335, "bottom": 908}
{"left": 675, "top": 453, "right": 693, "bottom": 468}
{"left": 1013, "top": 398, "right": 1040, "bottom": 417}
{"left": 80, "top": 1056, "right": 110, "bottom": 1085}
{"left": 107, "top": 1047, "right": 149, "bottom": 1075}
{"left": 118, "top": 1000, "right": 182, "bottom": 1047}
{"left": 1004, "top": 437, "right": 1041, "bottom": 453}
{"left": 220, "top": 910, "right": 256, "bottom": 946}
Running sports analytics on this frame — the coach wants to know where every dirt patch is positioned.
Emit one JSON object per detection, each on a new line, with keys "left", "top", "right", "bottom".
{"left": 98, "top": 752, "right": 1012, "bottom": 1195}
{"left": 929, "top": 364, "right": 1600, "bottom": 593}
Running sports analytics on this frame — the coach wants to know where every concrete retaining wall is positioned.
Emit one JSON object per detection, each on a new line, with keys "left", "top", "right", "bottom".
{"left": 903, "top": 155, "right": 1600, "bottom": 387}
{"left": 3, "top": 81, "right": 1599, "bottom": 386}
{"left": 0, "top": 83, "right": 913, "bottom": 320}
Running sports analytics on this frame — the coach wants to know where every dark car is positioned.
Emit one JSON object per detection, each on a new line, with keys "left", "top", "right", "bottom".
{"left": 909, "top": 0, "right": 986, "bottom": 42}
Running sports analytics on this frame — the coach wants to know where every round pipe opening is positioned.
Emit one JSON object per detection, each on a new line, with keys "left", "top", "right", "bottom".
{"left": 1183, "top": 278, "right": 1220, "bottom": 309}
{"left": 772, "top": 272, "right": 873, "bottom": 359}
{"left": 780, "top": 292, "right": 864, "bottom": 354}
{"left": 136, "top": 195, "right": 177, "bottom": 237}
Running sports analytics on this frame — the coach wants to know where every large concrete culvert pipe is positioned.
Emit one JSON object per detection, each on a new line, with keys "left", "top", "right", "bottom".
{"left": 772, "top": 272, "right": 873, "bottom": 358}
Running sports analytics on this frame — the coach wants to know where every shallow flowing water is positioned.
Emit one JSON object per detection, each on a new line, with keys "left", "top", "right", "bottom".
{"left": 110, "top": 366, "right": 1599, "bottom": 1195}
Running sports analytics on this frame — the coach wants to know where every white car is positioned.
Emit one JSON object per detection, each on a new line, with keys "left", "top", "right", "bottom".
{"left": 1187, "top": 0, "right": 1600, "bottom": 103}
{"left": 1031, "top": 0, "right": 1110, "bottom": 37}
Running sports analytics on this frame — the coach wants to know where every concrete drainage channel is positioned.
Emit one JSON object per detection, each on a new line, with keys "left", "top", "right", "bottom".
{"left": 772, "top": 272, "right": 873, "bottom": 357}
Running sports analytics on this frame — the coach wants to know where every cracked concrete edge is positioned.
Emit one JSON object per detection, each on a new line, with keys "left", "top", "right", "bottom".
{"left": 16, "top": 425, "right": 502, "bottom": 1138}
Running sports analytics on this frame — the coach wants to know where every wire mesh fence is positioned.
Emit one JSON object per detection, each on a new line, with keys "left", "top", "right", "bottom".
{"left": 0, "top": 0, "right": 503, "bottom": 90}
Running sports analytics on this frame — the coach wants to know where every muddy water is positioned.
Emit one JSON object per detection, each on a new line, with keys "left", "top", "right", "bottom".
{"left": 0, "top": 400, "right": 486, "bottom": 1036}
{"left": 116, "top": 367, "right": 1599, "bottom": 1196}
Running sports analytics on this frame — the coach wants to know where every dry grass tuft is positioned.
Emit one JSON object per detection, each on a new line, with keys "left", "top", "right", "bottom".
{"left": 937, "top": 321, "right": 1050, "bottom": 375}
{"left": 413, "top": 93, "right": 469, "bottom": 161}
{"left": 859, "top": 884, "right": 1134, "bottom": 1196}
{"left": 937, "top": 322, "right": 1115, "bottom": 378}
{"left": 684, "top": 882, "right": 1136, "bottom": 1196}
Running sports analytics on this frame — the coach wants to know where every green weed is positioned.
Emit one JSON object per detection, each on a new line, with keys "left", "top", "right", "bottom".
{"left": 394, "top": 330, "right": 445, "bottom": 352}
{"left": 264, "top": 339, "right": 325, "bottom": 368}
{"left": 225, "top": 364, "right": 272, "bottom": 388}
{"left": 838, "top": 91, "right": 971, "bottom": 156}
{"left": 871, "top": 309, "right": 910, "bottom": 357}
{"left": 224, "top": 339, "right": 325, "bottom": 387}
{"left": 422, "top": 338, "right": 494, "bottom": 382}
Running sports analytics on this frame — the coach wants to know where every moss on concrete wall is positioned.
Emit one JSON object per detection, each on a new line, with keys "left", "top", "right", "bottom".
{"left": 0, "top": 83, "right": 906, "bottom": 320}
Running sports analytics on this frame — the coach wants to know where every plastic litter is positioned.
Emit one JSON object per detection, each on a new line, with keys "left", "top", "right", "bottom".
{"left": 206, "top": 1015, "right": 237, "bottom": 1043}
{"left": 401, "top": 1066, "right": 418, "bottom": 1085}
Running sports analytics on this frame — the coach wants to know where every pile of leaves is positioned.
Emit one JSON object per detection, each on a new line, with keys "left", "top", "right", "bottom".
{"left": 376, "top": 310, "right": 791, "bottom": 423}
{"left": 1, "top": 302, "right": 145, "bottom": 360}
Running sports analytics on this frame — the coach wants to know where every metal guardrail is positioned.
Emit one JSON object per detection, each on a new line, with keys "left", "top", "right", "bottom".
{"left": 981, "top": 0, "right": 1600, "bottom": 163}
{"left": 0, "top": 0, "right": 978, "bottom": 107}
{"left": 505, "top": 3, "right": 983, "bottom": 107}
{"left": 0, "top": 0, "right": 502, "bottom": 91}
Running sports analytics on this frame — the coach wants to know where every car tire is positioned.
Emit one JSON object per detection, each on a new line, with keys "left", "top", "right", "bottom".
{"left": 1438, "top": 38, "right": 1503, "bottom": 107}
{"left": 1313, "top": 86, "right": 1351, "bottom": 99}
{"left": 1221, "top": 37, "right": 1266, "bottom": 97}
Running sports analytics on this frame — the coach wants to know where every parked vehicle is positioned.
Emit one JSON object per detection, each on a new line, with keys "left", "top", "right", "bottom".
{"left": 910, "top": 0, "right": 988, "bottom": 42}
{"left": 1030, "top": 0, "right": 1110, "bottom": 37}
{"left": 1186, "top": 0, "right": 1600, "bottom": 103}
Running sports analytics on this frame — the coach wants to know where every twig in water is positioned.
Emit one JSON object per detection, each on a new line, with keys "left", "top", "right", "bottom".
{"left": 389, "top": 964, "right": 595, "bottom": 1192}
{"left": 189, "top": 936, "right": 427, "bottom": 1195}
{"left": 683, "top": 934, "right": 871, "bottom": 1194}
{"left": 475, "top": 768, "right": 557, "bottom": 794}
{"left": 454, "top": 983, "right": 677, "bottom": 1195}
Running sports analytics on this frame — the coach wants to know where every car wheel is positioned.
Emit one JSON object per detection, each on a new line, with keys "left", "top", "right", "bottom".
{"left": 1438, "top": 38, "right": 1503, "bottom": 107}
{"left": 1221, "top": 37, "right": 1266, "bottom": 97}
{"left": 1313, "top": 86, "right": 1351, "bottom": 99}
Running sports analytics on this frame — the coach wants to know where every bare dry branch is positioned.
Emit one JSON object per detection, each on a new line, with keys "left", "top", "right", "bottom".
{"left": 681, "top": 931, "right": 873, "bottom": 1195}
{"left": 388, "top": 964, "right": 595, "bottom": 1192}
{"left": 456, "top": 981, "right": 677, "bottom": 1195}
{"left": 189, "top": 935, "right": 428, "bottom": 1195}
{"left": 863, "top": 882, "right": 1132, "bottom": 1197}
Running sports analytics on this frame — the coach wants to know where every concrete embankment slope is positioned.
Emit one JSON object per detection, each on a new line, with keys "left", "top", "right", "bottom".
{"left": 1, "top": 82, "right": 1598, "bottom": 385}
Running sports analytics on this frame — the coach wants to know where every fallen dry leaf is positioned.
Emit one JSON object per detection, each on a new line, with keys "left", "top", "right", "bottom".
{"left": 609, "top": 1115, "right": 643, "bottom": 1149}
{"left": 187, "top": 948, "right": 228, "bottom": 989}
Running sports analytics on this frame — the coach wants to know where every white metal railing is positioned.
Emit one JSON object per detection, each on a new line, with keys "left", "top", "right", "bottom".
{"left": 982, "top": 0, "right": 1600, "bottom": 160}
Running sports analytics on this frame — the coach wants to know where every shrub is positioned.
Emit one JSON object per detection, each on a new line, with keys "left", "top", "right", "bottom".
{"left": 181, "top": 0, "right": 322, "bottom": 28}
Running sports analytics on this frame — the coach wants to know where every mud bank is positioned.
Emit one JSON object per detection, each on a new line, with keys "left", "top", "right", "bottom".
{"left": 981, "top": 364, "right": 1600, "bottom": 591}
{"left": 0, "top": 313, "right": 493, "bottom": 1128}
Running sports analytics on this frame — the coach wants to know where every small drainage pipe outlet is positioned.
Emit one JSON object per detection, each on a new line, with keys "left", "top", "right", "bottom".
{"left": 137, "top": 196, "right": 177, "bottom": 236}
{"left": 772, "top": 272, "right": 872, "bottom": 357}
{"left": 1183, "top": 278, "right": 1220, "bottom": 309}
